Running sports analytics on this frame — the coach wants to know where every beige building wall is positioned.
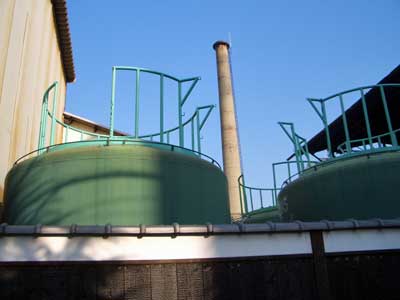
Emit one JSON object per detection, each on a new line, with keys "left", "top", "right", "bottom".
{"left": 0, "top": 0, "right": 67, "bottom": 204}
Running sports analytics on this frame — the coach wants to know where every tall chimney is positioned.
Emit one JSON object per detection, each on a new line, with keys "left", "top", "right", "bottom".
{"left": 213, "top": 41, "right": 243, "bottom": 221}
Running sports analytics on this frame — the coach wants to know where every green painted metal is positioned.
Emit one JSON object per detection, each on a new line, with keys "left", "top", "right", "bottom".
{"left": 238, "top": 174, "right": 281, "bottom": 216}
{"left": 8, "top": 66, "right": 225, "bottom": 226}
{"left": 135, "top": 69, "right": 140, "bottom": 138}
{"left": 379, "top": 85, "right": 397, "bottom": 146}
{"left": 278, "top": 151, "right": 400, "bottom": 221}
{"left": 338, "top": 95, "right": 351, "bottom": 153}
{"left": 160, "top": 74, "right": 164, "bottom": 143}
{"left": 38, "top": 82, "right": 58, "bottom": 152}
{"left": 4, "top": 144, "right": 230, "bottom": 225}
{"left": 37, "top": 67, "right": 213, "bottom": 159}
{"left": 107, "top": 66, "right": 200, "bottom": 147}
{"left": 239, "top": 84, "right": 400, "bottom": 222}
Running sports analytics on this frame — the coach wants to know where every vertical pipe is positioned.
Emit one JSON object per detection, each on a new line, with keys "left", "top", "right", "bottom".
{"left": 259, "top": 190, "right": 263, "bottom": 208}
{"left": 379, "top": 86, "right": 397, "bottom": 146}
{"left": 135, "top": 69, "right": 140, "bottom": 138}
{"left": 160, "top": 75, "right": 164, "bottom": 142}
{"left": 110, "top": 67, "right": 116, "bottom": 137}
{"left": 213, "top": 40, "right": 243, "bottom": 221}
{"left": 49, "top": 82, "right": 59, "bottom": 146}
{"left": 360, "top": 89, "right": 373, "bottom": 147}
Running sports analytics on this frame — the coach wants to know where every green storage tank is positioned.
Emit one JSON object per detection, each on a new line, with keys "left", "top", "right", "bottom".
{"left": 3, "top": 144, "right": 230, "bottom": 225}
{"left": 278, "top": 151, "right": 400, "bottom": 221}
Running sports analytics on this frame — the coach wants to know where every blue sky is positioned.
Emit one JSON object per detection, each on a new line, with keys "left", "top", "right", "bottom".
{"left": 66, "top": 0, "right": 400, "bottom": 188}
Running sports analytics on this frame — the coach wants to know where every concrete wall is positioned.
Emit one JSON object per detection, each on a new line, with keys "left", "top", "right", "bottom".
{"left": 0, "top": 0, "right": 67, "bottom": 205}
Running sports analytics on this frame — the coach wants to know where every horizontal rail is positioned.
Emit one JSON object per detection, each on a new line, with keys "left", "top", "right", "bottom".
{"left": 14, "top": 139, "right": 221, "bottom": 169}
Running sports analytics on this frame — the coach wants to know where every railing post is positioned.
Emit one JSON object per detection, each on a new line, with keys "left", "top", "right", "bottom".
{"left": 160, "top": 74, "right": 164, "bottom": 143}
{"left": 360, "top": 89, "right": 373, "bottom": 148}
{"left": 238, "top": 176, "right": 244, "bottom": 215}
{"left": 307, "top": 99, "right": 333, "bottom": 158}
{"left": 320, "top": 101, "right": 333, "bottom": 158}
{"left": 178, "top": 81, "right": 183, "bottom": 147}
{"left": 379, "top": 85, "right": 398, "bottom": 146}
{"left": 241, "top": 175, "right": 248, "bottom": 214}
{"left": 49, "top": 82, "right": 59, "bottom": 146}
{"left": 196, "top": 110, "right": 201, "bottom": 153}
{"left": 38, "top": 92, "right": 49, "bottom": 151}
{"left": 135, "top": 69, "right": 140, "bottom": 138}
{"left": 272, "top": 163, "right": 279, "bottom": 203}
{"left": 338, "top": 95, "right": 351, "bottom": 153}
{"left": 110, "top": 67, "right": 116, "bottom": 137}
{"left": 191, "top": 118, "right": 195, "bottom": 150}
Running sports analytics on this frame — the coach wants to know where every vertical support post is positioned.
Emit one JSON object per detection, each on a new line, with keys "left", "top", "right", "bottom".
{"left": 290, "top": 125, "right": 303, "bottom": 173}
{"left": 360, "top": 89, "right": 373, "bottom": 147}
{"left": 49, "top": 82, "right": 59, "bottom": 146}
{"left": 339, "top": 95, "right": 351, "bottom": 153}
{"left": 135, "top": 69, "right": 140, "bottom": 138}
{"left": 191, "top": 118, "right": 195, "bottom": 150}
{"left": 320, "top": 101, "right": 333, "bottom": 157}
{"left": 196, "top": 111, "right": 201, "bottom": 153}
{"left": 249, "top": 188, "right": 254, "bottom": 211}
{"left": 240, "top": 175, "right": 249, "bottom": 214}
{"left": 259, "top": 190, "right": 263, "bottom": 208}
{"left": 272, "top": 163, "right": 278, "bottom": 204}
{"left": 110, "top": 67, "right": 116, "bottom": 137}
{"left": 239, "top": 181, "right": 244, "bottom": 215}
{"left": 38, "top": 93, "right": 49, "bottom": 152}
{"left": 213, "top": 40, "right": 243, "bottom": 221}
{"left": 380, "top": 85, "right": 397, "bottom": 146}
{"left": 160, "top": 75, "right": 164, "bottom": 142}
{"left": 178, "top": 81, "right": 183, "bottom": 147}
{"left": 310, "top": 231, "right": 333, "bottom": 300}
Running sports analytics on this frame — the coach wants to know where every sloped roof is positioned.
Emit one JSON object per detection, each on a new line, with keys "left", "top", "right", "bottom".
{"left": 52, "top": 0, "right": 75, "bottom": 82}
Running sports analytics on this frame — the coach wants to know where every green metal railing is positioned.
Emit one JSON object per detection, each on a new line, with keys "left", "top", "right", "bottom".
{"left": 238, "top": 174, "right": 280, "bottom": 215}
{"left": 307, "top": 84, "right": 400, "bottom": 158}
{"left": 238, "top": 159, "right": 319, "bottom": 215}
{"left": 238, "top": 84, "right": 400, "bottom": 218}
{"left": 110, "top": 66, "right": 200, "bottom": 146}
{"left": 33, "top": 66, "right": 219, "bottom": 165}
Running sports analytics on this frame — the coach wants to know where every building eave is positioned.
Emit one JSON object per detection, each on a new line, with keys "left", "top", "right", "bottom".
{"left": 52, "top": 0, "right": 75, "bottom": 83}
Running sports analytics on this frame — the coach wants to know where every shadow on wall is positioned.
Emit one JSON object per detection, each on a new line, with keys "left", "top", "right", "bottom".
{"left": 0, "top": 237, "right": 317, "bottom": 300}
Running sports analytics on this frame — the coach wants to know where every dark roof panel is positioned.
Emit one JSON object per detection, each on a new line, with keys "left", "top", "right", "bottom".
{"left": 306, "top": 65, "right": 400, "bottom": 154}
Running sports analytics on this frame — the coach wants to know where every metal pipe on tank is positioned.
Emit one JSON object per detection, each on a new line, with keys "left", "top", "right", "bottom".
{"left": 213, "top": 41, "right": 243, "bottom": 221}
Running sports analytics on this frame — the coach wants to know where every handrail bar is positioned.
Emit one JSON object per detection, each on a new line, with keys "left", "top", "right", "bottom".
{"left": 14, "top": 139, "right": 221, "bottom": 169}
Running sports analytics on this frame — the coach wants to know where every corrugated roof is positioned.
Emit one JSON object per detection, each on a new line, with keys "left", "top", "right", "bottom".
{"left": 51, "top": 0, "right": 75, "bottom": 82}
